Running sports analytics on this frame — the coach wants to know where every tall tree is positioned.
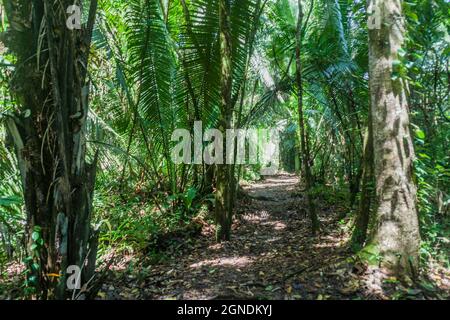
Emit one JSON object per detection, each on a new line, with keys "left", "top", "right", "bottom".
{"left": 352, "top": 115, "right": 374, "bottom": 248}
{"left": 215, "top": 0, "right": 233, "bottom": 242}
{"left": 367, "top": 0, "right": 421, "bottom": 277}
{"left": 2, "top": 0, "right": 98, "bottom": 298}
{"left": 295, "top": 0, "right": 319, "bottom": 235}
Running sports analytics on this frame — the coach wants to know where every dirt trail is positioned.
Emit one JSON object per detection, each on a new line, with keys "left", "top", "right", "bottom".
{"left": 106, "top": 174, "right": 358, "bottom": 300}
{"left": 105, "top": 174, "right": 449, "bottom": 300}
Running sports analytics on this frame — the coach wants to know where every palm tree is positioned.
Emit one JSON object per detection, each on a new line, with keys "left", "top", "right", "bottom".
{"left": 295, "top": 0, "right": 319, "bottom": 235}
{"left": 2, "top": 0, "right": 99, "bottom": 299}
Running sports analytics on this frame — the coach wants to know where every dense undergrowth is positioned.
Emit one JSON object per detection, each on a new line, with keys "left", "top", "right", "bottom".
{"left": 0, "top": 0, "right": 449, "bottom": 300}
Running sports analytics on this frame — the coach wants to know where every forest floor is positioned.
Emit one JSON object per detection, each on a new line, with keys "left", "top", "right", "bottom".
{"left": 100, "top": 174, "right": 450, "bottom": 300}
{"left": 1, "top": 174, "right": 448, "bottom": 300}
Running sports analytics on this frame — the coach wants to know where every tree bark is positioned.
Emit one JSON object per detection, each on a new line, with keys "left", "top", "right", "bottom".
{"left": 367, "top": 0, "right": 420, "bottom": 278}
{"left": 295, "top": 0, "right": 319, "bottom": 235}
{"left": 352, "top": 116, "right": 374, "bottom": 248}
{"left": 2, "top": 0, "right": 98, "bottom": 299}
{"left": 215, "top": 0, "right": 233, "bottom": 242}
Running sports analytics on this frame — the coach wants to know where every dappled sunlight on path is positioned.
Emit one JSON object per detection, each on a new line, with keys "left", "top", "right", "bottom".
{"left": 106, "top": 174, "right": 358, "bottom": 300}
{"left": 103, "top": 174, "right": 449, "bottom": 300}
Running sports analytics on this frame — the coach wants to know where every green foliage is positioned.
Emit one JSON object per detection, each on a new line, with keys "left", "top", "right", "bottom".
{"left": 357, "top": 243, "right": 382, "bottom": 266}
{"left": 0, "top": 118, "right": 25, "bottom": 266}
{"left": 22, "top": 226, "right": 44, "bottom": 296}
{"left": 414, "top": 132, "right": 450, "bottom": 266}
{"left": 94, "top": 192, "right": 158, "bottom": 255}
{"left": 404, "top": 0, "right": 450, "bottom": 267}
{"left": 93, "top": 183, "right": 206, "bottom": 257}
{"left": 0, "top": 0, "right": 448, "bottom": 297}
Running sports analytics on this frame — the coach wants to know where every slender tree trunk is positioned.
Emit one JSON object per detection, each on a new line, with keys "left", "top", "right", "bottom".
{"left": 367, "top": 0, "right": 420, "bottom": 278}
{"left": 295, "top": 0, "right": 319, "bottom": 235}
{"left": 3, "top": 0, "right": 98, "bottom": 299}
{"left": 352, "top": 115, "right": 374, "bottom": 248}
{"left": 215, "top": 0, "right": 233, "bottom": 242}
{"left": 347, "top": 90, "right": 364, "bottom": 209}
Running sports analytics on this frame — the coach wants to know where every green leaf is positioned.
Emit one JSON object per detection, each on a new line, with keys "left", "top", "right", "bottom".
{"left": 398, "top": 48, "right": 407, "bottom": 58}
{"left": 392, "top": 59, "right": 402, "bottom": 67}
{"left": 28, "top": 275, "right": 38, "bottom": 284}
{"left": 31, "top": 231, "right": 40, "bottom": 241}
{"left": 415, "top": 129, "right": 426, "bottom": 140}
{"left": 0, "top": 196, "right": 22, "bottom": 207}
{"left": 407, "top": 12, "right": 419, "bottom": 22}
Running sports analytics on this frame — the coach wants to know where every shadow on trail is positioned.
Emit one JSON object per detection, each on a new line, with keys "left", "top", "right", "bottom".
{"left": 106, "top": 174, "right": 356, "bottom": 299}
{"left": 104, "top": 174, "right": 449, "bottom": 300}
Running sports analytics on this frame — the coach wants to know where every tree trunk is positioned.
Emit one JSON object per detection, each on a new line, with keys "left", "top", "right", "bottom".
{"left": 295, "top": 0, "right": 319, "bottom": 235}
{"left": 3, "top": 0, "right": 98, "bottom": 299}
{"left": 367, "top": 0, "right": 420, "bottom": 278}
{"left": 215, "top": 0, "right": 233, "bottom": 242}
{"left": 352, "top": 116, "right": 374, "bottom": 248}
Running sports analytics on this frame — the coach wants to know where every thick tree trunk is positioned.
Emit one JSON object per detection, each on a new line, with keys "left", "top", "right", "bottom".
{"left": 295, "top": 0, "right": 319, "bottom": 235}
{"left": 3, "top": 0, "right": 98, "bottom": 299}
{"left": 215, "top": 0, "right": 233, "bottom": 242}
{"left": 367, "top": 0, "right": 420, "bottom": 278}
